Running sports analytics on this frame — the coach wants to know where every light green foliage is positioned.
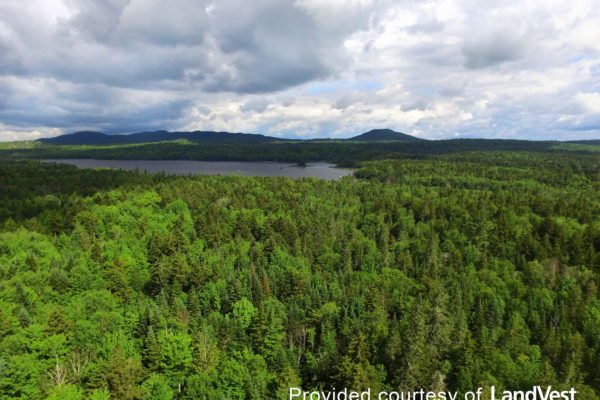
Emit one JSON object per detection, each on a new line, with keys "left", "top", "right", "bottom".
{"left": 157, "top": 330, "right": 193, "bottom": 388}
{"left": 142, "top": 374, "right": 174, "bottom": 400}
{"left": 232, "top": 297, "right": 257, "bottom": 330}
{"left": 46, "top": 384, "right": 83, "bottom": 400}
{"left": 0, "top": 154, "right": 599, "bottom": 399}
{"left": 87, "top": 389, "right": 111, "bottom": 400}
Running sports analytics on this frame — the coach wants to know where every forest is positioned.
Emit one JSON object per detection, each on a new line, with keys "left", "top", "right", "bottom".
{"left": 1, "top": 138, "right": 599, "bottom": 167}
{"left": 0, "top": 150, "right": 599, "bottom": 399}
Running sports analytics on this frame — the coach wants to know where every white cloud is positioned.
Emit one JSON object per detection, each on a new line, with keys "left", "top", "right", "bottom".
{"left": 572, "top": 92, "right": 600, "bottom": 114}
{"left": 568, "top": 17, "right": 600, "bottom": 52}
{"left": 0, "top": 124, "right": 63, "bottom": 142}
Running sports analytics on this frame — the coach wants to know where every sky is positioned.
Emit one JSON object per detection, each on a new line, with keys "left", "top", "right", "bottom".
{"left": 1, "top": 0, "right": 599, "bottom": 141}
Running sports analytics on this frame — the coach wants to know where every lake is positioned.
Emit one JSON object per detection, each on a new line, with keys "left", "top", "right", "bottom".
{"left": 41, "top": 159, "right": 354, "bottom": 180}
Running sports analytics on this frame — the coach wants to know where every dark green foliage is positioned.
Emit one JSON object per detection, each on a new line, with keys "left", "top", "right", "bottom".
{"left": 90, "top": 345, "right": 145, "bottom": 399}
{"left": 0, "top": 153, "right": 599, "bottom": 399}
{"left": 2, "top": 137, "right": 599, "bottom": 167}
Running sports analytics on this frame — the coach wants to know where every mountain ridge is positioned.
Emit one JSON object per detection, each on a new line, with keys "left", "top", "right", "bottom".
{"left": 36, "top": 128, "right": 425, "bottom": 145}
{"left": 37, "top": 130, "right": 278, "bottom": 145}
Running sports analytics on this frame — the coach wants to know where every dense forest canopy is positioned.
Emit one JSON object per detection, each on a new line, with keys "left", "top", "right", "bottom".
{"left": 0, "top": 150, "right": 599, "bottom": 399}
{"left": 0, "top": 138, "right": 599, "bottom": 167}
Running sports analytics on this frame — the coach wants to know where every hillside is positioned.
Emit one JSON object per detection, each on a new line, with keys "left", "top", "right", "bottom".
{"left": 348, "top": 128, "right": 424, "bottom": 141}
{"left": 37, "top": 130, "right": 278, "bottom": 145}
{"left": 568, "top": 139, "right": 600, "bottom": 146}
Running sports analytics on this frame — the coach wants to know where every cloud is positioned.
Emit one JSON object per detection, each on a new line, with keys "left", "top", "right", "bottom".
{"left": 571, "top": 92, "right": 600, "bottom": 114}
{"left": 333, "top": 94, "right": 357, "bottom": 110}
{"left": 462, "top": 30, "right": 529, "bottom": 69}
{"left": 0, "top": 36, "right": 24, "bottom": 75}
{"left": 0, "top": 76, "right": 192, "bottom": 133}
{"left": 0, "top": 0, "right": 599, "bottom": 140}
{"left": 62, "top": 0, "right": 132, "bottom": 41}
{"left": 241, "top": 98, "right": 270, "bottom": 113}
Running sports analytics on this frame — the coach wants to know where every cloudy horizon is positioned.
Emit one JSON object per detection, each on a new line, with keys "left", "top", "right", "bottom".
{"left": 1, "top": 0, "right": 599, "bottom": 141}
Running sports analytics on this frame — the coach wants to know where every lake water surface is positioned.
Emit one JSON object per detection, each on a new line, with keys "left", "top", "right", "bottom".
{"left": 42, "top": 159, "right": 353, "bottom": 180}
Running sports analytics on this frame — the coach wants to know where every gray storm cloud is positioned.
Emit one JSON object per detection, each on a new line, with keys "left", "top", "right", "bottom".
{"left": 462, "top": 31, "right": 529, "bottom": 69}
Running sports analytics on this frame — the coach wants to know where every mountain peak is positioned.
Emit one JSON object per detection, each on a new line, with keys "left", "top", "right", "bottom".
{"left": 348, "top": 129, "right": 424, "bottom": 141}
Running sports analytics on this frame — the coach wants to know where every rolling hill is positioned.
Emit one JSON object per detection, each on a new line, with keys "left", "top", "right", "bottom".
{"left": 348, "top": 129, "right": 425, "bottom": 141}
{"left": 37, "top": 130, "right": 278, "bottom": 145}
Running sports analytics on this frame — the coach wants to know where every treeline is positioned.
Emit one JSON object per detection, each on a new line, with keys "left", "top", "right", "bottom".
{"left": 2, "top": 139, "right": 599, "bottom": 167}
{"left": 0, "top": 153, "right": 599, "bottom": 399}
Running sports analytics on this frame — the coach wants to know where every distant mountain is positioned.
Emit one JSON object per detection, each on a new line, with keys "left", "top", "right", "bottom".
{"left": 39, "top": 131, "right": 116, "bottom": 145}
{"left": 37, "top": 130, "right": 279, "bottom": 145}
{"left": 348, "top": 129, "right": 424, "bottom": 141}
